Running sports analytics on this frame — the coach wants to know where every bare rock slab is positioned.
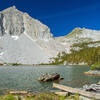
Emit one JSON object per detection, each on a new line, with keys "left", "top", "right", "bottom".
{"left": 38, "top": 73, "right": 63, "bottom": 82}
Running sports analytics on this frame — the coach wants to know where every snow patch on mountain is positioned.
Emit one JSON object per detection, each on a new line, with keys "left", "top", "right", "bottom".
{"left": 0, "top": 52, "right": 4, "bottom": 56}
{"left": 88, "top": 43, "right": 100, "bottom": 48}
{"left": 11, "top": 36, "right": 19, "bottom": 40}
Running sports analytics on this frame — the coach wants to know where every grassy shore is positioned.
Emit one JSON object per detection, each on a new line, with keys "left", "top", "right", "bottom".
{"left": 0, "top": 93, "right": 89, "bottom": 100}
{"left": 0, "top": 93, "right": 97, "bottom": 100}
{"left": 0, "top": 93, "right": 64, "bottom": 100}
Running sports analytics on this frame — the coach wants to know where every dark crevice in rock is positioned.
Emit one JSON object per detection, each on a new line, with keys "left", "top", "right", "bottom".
{"left": 0, "top": 13, "right": 5, "bottom": 36}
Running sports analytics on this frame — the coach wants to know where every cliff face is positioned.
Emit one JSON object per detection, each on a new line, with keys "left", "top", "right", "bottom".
{"left": 0, "top": 6, "right": 65, "bottom": 64}
{"left": 0, "top": 6, "right": 53, "bottom": 39}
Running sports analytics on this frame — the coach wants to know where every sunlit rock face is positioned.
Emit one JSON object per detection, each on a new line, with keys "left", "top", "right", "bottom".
{"left": 0, "top": 6, "right": 66, "bottom": 64}
{"left": 0, "top": 6, "right": 53, "bottom": 40}
{"left": 23, "top": 13, "right": 53, "bottom": 40}
{"left": 0, "top": 6, "right": 24, "bottom": 36}
{"left": 56, "top": 28, "right": 100, "bottom": 53}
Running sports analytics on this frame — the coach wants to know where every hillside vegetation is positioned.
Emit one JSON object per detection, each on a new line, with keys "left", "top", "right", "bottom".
{"left": 52, "top": 41, "right": 100, "bottom": 69}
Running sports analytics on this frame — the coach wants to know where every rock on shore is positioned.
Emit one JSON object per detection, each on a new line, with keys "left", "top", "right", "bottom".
{"left": 84, "top": 70, "right": 100, "bottom": 76}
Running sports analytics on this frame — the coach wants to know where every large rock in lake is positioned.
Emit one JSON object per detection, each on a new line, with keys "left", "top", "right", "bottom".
{"left": 38, "top": 73, "right": 62, "bottom": 82}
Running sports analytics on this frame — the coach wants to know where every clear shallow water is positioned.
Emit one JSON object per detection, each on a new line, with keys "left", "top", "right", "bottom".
{"left": 0, "top": 65, "right": 100, "bottom": 93}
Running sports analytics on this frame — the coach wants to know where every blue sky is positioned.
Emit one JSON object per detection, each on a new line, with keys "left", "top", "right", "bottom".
{"left": 0, "top": 0, "right": 100, "bottom": 36}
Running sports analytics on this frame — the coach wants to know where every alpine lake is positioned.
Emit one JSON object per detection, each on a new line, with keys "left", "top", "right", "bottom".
{"left": 0, "top": 65, "right": 100, "bottom": 94}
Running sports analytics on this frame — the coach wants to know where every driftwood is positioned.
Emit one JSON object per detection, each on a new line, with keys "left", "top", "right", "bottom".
{"left": 53, "top": 83, "right": 100, "bottom": 100}
{"left": 9, "top": 90, "right": 28, "bottom": 95}
{"left": 54, "top": 92, "right": 68, "bottom": 96}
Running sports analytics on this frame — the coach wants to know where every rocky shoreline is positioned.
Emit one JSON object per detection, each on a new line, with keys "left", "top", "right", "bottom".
{"left": 1, "top": 79, "right": 100, "bottom": 100}
{"left": 0, "top": 90, "right": 78, "bottom": 100}
{"left": 84, "top": 70, "right": 100, "bottom": 76}
{"left": 0, "top": 90, "right": 93, "bottom": 100}
{"left": 0, "top": 62, "right": 88, "bottom": 66}
{"left": 2, "top": 83, "right": 100, "bottom": 100}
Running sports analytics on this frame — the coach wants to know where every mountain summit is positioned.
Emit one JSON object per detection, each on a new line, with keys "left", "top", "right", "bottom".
{"left": 0, "top": 7, "right": 65, "bottom": 64}
{"left": 0, "top": 6, "right": 53, "bottom": 40}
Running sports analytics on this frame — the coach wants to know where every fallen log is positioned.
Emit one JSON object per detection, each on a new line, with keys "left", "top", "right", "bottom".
{"left": 53, "top": 83, "right": 100, "bottom": 100}
{"left": 54, "top": 92, "right": 68, "bottom": 96}
{"left": 9, "top": 90, "right": 28, "bottom": 95}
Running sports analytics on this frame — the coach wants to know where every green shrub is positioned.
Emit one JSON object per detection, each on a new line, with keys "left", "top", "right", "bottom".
{"left": 66, "top": 94, "right": 79, "bottom": 100}
{"left": 34, "top": 93, "right": 60, "bottom": 100}
{"left": 12, "top": 63, "right": 20, "bottom": 66}
{"left": 0, "top": 63, "right": 3, "bottom": 66}
{"left": 52, "top": 41, "right": 100, "bottom": 66}
{"left": 91, "top": 63, "right": 100, "bottom": 70}
{"left": 59, "top": 96, "right": 65, "bottom": 100}
{"left": 74, "top": 94, "right": 79, "bottom": 100}
{"left": 4, "top": 94, "right": 15, "bottom": 100}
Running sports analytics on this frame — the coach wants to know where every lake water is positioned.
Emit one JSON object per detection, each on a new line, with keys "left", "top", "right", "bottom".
{"left": 0, "top": 65, "right": 100, "bottom": 93}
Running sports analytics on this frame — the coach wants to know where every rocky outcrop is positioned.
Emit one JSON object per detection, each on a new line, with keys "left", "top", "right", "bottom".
{"left": 0, "top": 6, "right": 24, "bottom": 36}
{"left": 23, "top": 13, "right": 53, "bottom": 40}
{"left": 83, "top": 84, "right": 100, "bottom": 93}
{"left": 56, "top": 28, "right": 100, "bottom": 53}
{"left": 0, "top": 6, "right": 65, "bottom": 64}
{"left": 0, "top": 6, "right": 53, "bottom": 40}
{"left": 38, "top": 73, "right": 63, "bottom": 82}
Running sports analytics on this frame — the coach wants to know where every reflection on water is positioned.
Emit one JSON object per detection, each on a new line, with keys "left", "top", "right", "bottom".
{"left": 0, "top": 65, "right": 100, "bottom": 93}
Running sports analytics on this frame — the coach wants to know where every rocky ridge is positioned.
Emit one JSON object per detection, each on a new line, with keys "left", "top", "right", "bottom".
{"left": 56, "top": 28, "right": 100, "bottom": 53}
{"left": 0, "top": 6, "right": 100, "bottom": 65}
{"left": 0, "top": 6, "right": 65, "bottom": 64}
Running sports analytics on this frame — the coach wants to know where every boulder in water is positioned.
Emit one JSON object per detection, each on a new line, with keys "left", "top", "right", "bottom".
{"left": 38, "top": 73, "right": 62, "bottom": 82}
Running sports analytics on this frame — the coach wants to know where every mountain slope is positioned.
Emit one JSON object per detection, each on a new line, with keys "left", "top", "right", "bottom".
{"left": 56, "top": 28, "right": 100, "bottom": 53}
{"left": 54, "top": 28, "right": 100, "bottom": 65}
{"left": 0, "top": 6, "right": 65, "bottom": 64}
{"left": 0, "top": 6, "right": 100, "bottom": 65}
